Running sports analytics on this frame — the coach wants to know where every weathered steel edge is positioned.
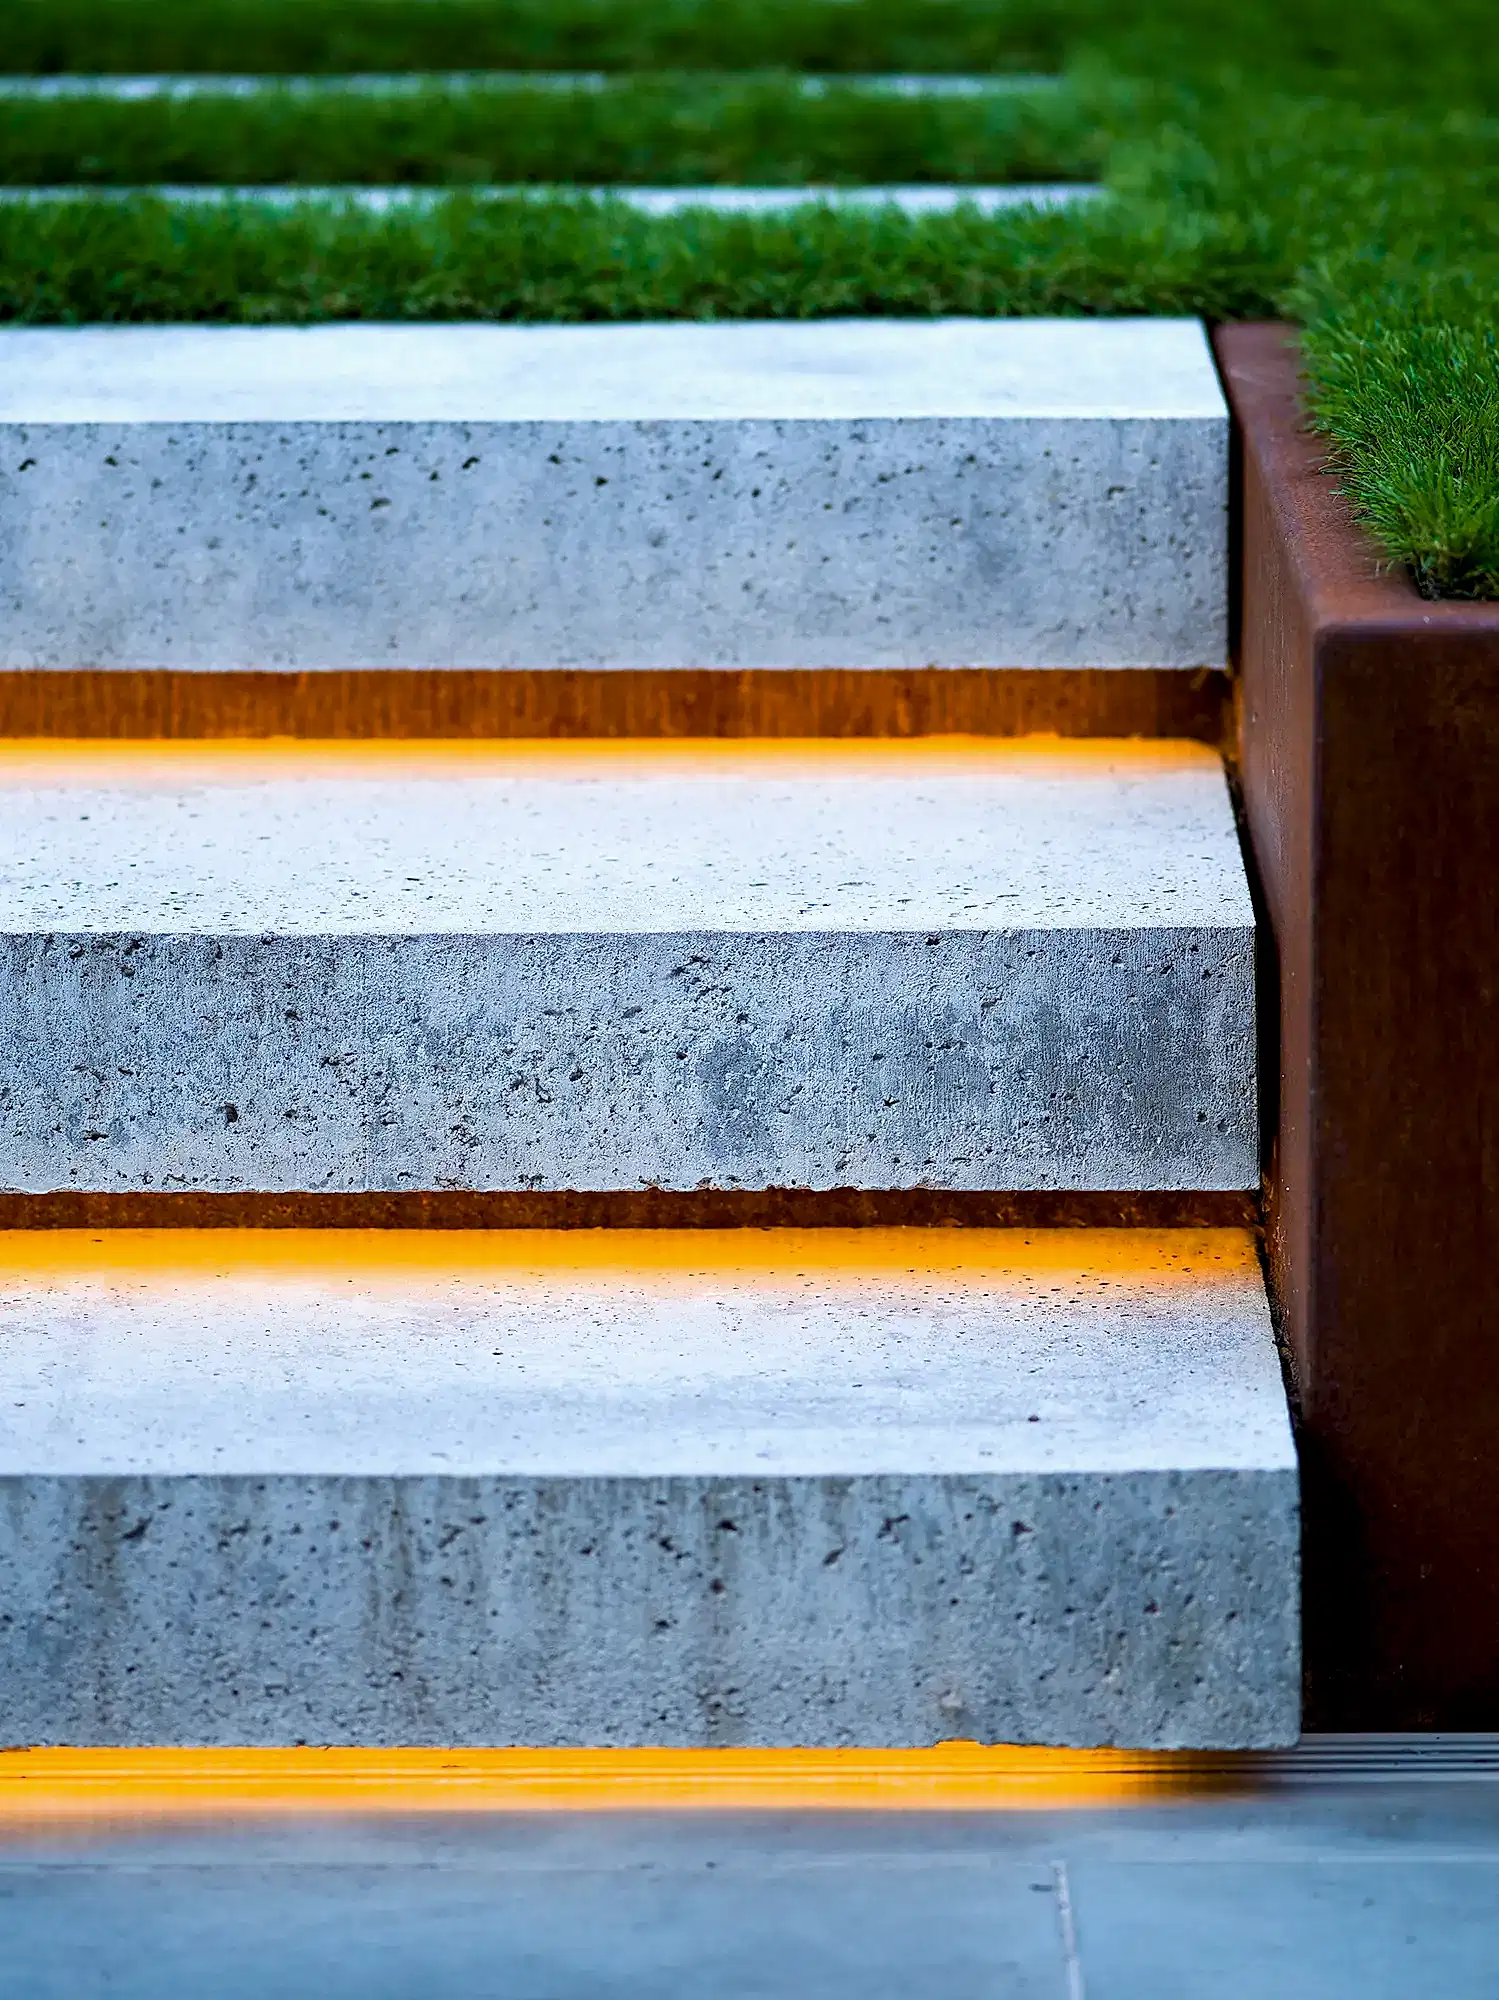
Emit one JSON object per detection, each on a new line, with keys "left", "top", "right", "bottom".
{"left": 0, "top": 667, "right": 1230, "bottom": 743}
{"left": 0, "top": 1190, "right": 1257, "bottom": 1230}
{"left": 1215, "top": 321, "right": 1499, "bottom": 1729}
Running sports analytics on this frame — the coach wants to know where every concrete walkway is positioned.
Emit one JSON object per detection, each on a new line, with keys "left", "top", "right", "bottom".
{"left": 3, "top": 1741, "right": 1497, "bottom": 1998}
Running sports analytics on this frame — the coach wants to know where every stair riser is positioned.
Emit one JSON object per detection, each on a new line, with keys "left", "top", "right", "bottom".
{"left": 0, "top": 930, "right": 1256, "bottom": 1192}
{"left": 0, "top": 417, "right": 1223, "bottom": 671}
{"left": 0, "top": 1469, "right": 1299, "bottom": 1749}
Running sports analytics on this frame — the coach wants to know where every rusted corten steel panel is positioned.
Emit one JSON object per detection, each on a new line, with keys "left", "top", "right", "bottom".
{"left": 0, "top": 666, "right": 1228, "bottom": 742}
{"left": 1217, "top": 321, "right": 1499, "bottom": 1728}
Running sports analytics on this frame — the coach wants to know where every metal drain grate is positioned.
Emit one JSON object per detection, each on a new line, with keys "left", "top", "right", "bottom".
{"left": 1225, "top": 1736, "right": 1499, "bottom": 1786}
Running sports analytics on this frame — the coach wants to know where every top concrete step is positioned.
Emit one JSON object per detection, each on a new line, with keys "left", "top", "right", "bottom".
{"left": 0, "top": 319, "right": 1228, "bottom": 672}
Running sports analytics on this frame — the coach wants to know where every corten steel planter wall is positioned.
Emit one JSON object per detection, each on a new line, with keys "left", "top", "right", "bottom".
{"left": 1216, "top": 322, "right": 1499, "bottom": 1728}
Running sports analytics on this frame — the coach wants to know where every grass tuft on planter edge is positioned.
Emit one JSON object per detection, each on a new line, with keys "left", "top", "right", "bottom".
{"left": 1298, "top": 266, "right": 1499, "bottom": 603}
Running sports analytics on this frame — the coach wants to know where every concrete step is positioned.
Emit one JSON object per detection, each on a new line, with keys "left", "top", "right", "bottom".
{"left": 0, "top": 317, "right": 1227, "bottom": 672}
{"left": 0, "top": 1226, "right": 1300, "bottom": 1748}
{"left": 0, "top": 740, "right": 1256, "bottom": 1196}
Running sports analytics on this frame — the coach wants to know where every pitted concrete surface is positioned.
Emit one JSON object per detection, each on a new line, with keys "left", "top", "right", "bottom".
{"left": 0, "top": 744, "right": 1256, "bottom": 1193}
{"left": 0, "top": 318, "right": 1227, "bottom": 669}
{"left": 0, "top": 1228, "right": 1298, "bottom": 1746}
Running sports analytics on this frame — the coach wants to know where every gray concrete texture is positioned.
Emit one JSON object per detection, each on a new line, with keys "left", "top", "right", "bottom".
{"left": 0, "top": 1228, "right": 1298, "bottom": 1746}
{"left": 0, "top": 744, "right": 1256, "bottom": 1193}
{"left": 0, "top": 318, "right": 1228, "bottom": 670}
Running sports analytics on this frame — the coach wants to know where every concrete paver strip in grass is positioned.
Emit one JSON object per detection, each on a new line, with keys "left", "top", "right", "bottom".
{"left": 0, "top": 183, "right": 1102, "bottom": 213}
{"left": 0, "top": 72, "right": 1066, "bottom": 99}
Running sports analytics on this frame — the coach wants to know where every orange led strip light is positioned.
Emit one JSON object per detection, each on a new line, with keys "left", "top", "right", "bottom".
{"left": 0, "top": 1747, "right": 1254, "bottom": 1824}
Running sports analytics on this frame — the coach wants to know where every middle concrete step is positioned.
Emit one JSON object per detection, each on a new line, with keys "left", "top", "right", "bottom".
{"left": 0, "top": 741, "right": 1255, "bottom": 1195}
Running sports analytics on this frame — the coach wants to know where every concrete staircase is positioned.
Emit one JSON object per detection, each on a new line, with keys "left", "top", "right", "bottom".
{"left": 0, "top": 316, "right": 1298, "bottom": 1750}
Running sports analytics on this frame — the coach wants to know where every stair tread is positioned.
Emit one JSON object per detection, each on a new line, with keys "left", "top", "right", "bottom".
{"left": 0, "top": 317, "right": 1223, "bottom": 424}
{"left": 0, "top": 1227, "right": 1291, "bottom": 1477}
{"left": 0, "top": 740, "right": 1251, "bottom": 935}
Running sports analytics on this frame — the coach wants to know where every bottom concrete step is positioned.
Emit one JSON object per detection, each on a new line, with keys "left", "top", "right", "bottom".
{"left": 0, "top": 1228, "right": 1298, "bottom": 1750}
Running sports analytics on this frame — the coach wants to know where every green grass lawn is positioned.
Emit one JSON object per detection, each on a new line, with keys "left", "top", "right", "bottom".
{"left": 0, "top": 187, "right": 1278, "bottom": 324}
{"left": 2, "top": 0, "right": 1496, "bottom": 597}
{"left": 0, "top": 0, "right": 1123, "bottom": 79}
{"left": 0, "top": 77, "right": 1105, "bottom": 188}
{"left": 4, "top": 0, "right": 1492, "bottom": 104}
{"left": 1302, "top": 283, "right": 1499, "bottom": 601}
